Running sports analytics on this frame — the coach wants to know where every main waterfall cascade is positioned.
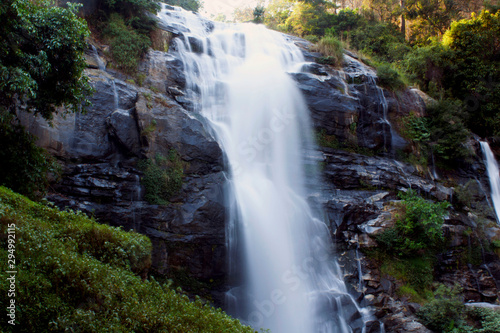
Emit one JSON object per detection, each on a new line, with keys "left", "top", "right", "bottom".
{"left": 480, "top": 141, "right": 500, "bottom": 224}
{"left": 157, "top": 5, "right": 371, "bottom": 332}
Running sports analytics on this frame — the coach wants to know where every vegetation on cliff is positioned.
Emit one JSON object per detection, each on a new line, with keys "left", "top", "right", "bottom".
{"left": 0, "top": 187, "right": 254, "bottom": 332}
{"left": 258, "top": 0, "right": 500, "bottom": 152}
{"left": 0, "top": 0, "right": 92, "bottom": 120}
{"left": 0, "top": 0, "right": 91, "bottom": 199}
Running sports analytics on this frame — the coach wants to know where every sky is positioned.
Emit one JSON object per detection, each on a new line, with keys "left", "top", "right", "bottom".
{"left": 200, "top": 0, "right": 266, "bottom": 20}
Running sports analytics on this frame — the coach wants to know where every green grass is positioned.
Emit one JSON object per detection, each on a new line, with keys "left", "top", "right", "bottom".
{"left": 314, "top": 36, "right": 344, "bottom": 67}
{"left": 0, "top": 187, "right": 254, "bottom": 332}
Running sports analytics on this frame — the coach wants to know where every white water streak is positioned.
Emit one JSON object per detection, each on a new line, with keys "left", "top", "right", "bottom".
{"left": 480, "top": 141, "right": 500, "bottom": 224}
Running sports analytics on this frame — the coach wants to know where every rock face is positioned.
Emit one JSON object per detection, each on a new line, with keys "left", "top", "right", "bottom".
{"left": 20, "top": 67, "right": 227, "bottom": 293}
{"left": 289, "top": 44, "right": 427, "bottom": 154}
{"left": 318, "top": 145, "right": 500, "bottom": 331}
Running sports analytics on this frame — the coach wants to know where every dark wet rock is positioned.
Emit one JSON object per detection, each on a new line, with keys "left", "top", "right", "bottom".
{"left": 322, "top": 149, "right": 453, "bottom": 201}
{"left": 135, "top": 93, "right": 223, "bottom": 175}
{"left": 137, "top": 50, "right": 171, "bottom": 94}
{"left": 20, "top": 69, "right": 227, "bottom": 284}
{"left": 107, "top": 109, "right": 141, "bottom": 156}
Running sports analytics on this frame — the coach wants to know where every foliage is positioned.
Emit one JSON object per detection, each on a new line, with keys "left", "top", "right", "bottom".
{"left": 263, "top": 0, "right": 294, "bottom": 31}
{"left": 93, "top": 0, "right": 159, "bottom": 72}
{"left": 455, "top": 306, "right": 500, "bottom": 333}
{"left": 316, "top": 129, "right": 340, "bottom": 149}
{"left": 284, "top": 1, "right": 335, "bottom": 36}
{"left": 425, "top": 99, "right": 470, "bottom": 163}
{"left": 401, "top": 41, "right": 452, "bottom": 96}
{"left": 0, "top": 0, "right": 92, "bottom": 121}
{"left": 253, "top": 5, "right": 265, "bottom": 23}
{"left": 0, "top": 187, "right": 254, "bottom": 332}
{"left": 417, "top": 284, "right": 466, "bottom": 332}
{"left": 0, "top": 114, "right": 60, "bottom": 200}
{"left": 398, "top": 99, "right": 470, "bottom": 165}
{"left": 138, "top": 150, "right": 184, "bottom": 205}
{"left": 376, "top": 190, "right": 450, "bottom": 256}
{"left": 400, "top": 112, "right": 431, "bottom": 143}
{"left": 164, "top": 0, "right": 202, "bottom": 12}
{"left": 376, "top": 63, "right": 406, "bottom": 90}
{"left": 349, "top": 21, "right": 410, "bottom": 63}
{"left": 103, "top": 13, "right": 151, "bottom": 73}
{"left": 314, "top": 36, "right": 344, "bottom": 66}
{"left": 442, "top": 10, "right": 500, "bottom": 137}
{"left": 303, "top": 34, "right": 319, "bottom": 43}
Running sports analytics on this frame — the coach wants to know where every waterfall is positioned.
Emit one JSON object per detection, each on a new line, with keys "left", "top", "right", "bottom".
{"left": 480, "top": 141, "right": 500, "bottom": 224}
{"left": 90, "top": 44, "right": 106, "bottom": 71}
{"left": 158, "top": 5, "right": 368, "bottom": 332}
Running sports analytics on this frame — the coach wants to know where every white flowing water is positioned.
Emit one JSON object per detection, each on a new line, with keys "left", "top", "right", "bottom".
{"left": 480, "top": 141, "right": 500, "bottom": 224}
{"left": 158, "top": 5, "right": 368, "bottom": 332}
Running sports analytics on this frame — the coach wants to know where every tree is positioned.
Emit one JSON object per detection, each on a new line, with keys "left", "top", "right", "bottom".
{"left": 405, "top": 0, "right": 462, "bottom": 43}
{"left": 233, "top": 6, "right": 254, "bottom": 22}
{"left": 0, "top": 0, "right": 92, "bottom": 198}
{"left": 285, "top": 1, "right": 335, "bottom": 36}
{"left": 253, "top": 5, "right": 265, "bottom": 23}
{"left": 442, "top": 10, "right": 500, "bottom": 136}
{"left": 0, "top": 0, "right": 93, "bottom": 120}
{"left": 263, "top": 0, "right": 294, "bottom": 31}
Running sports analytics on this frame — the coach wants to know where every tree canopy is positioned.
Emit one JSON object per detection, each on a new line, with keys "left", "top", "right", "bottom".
{"left": 0, "top": 0, "right": 93, "bottom": 121}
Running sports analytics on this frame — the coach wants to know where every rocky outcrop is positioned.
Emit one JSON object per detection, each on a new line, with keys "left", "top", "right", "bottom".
{"left": 20, "top": 67, "right": 227, "bottom": 291}
{"left": 290, "top": 43, "right": 427, "bottom": 154}
{"left": 317, "top": 146, "right": 500, "bottom": 331}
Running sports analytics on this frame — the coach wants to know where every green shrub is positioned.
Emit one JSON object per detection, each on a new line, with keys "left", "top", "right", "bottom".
{"left": 314, "top": 36, "right": 344, "bottom": 66}
{"left": 377, "top": 190, "right": 450, "bottom": 256}
{"left": 0, "top": 0, "right": 93, "bottom": 120}
{"left": 0, "top": 187, "right": 253, "bottom": 332}
{"left": 316, "top": 129, "right": 340, "bottom": 149}
{"left": 138, "top": 150, "right": 184, "bottom": 205}
{"left": 164, "top": 0, "right": 202, "bottom": 12}
{"left": 398, "top": 99, "right": 470, "bottom": 167}
{"left": 349, "top": 21, "right": 409, "bottom": 63}
{"left": 376, "top": 63, "right": 406, "bottom": 91}
{"left": 0, "top": 114, "right": 60, "bottom": 200}
{"left": 460, "top": 307, "right": 500, "bottom": 333}
{"left": 304, "top": 34, "right": 319, "bottom": 43}
{"left": 425, "top": 99, "right": 470, "bottom": 164}
{"left": 104, "top": 14, "right": 151, "bottom": 73}
{"left": 417, "top": 284, "right": 465, "bottom": 332}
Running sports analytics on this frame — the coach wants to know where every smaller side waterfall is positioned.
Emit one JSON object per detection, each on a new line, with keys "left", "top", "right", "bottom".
{"left": 480, "top": 141, "right": 500, "bottom": 224}
{"left": 91, "top": 44, "right": 106, "bottom": 71}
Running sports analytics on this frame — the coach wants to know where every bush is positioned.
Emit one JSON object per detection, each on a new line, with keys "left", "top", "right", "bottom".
{"left": 0, "top": 0, "right": 92, "bottom": 121}
{"left": 349, "top": 21, "right": 409, "bottom": 63}
{"left": 104, "top": 14, "right": 151, "bottom": 73}
{"left": 0, "top": 187, "right": 254, "bottom": 332}
{"left": 316, "top": 129, "right": 340, "bottom": 149}
{"left": 376, "top": 63, "right": 406, "bottom": 91}
{"left": 164, "top": 0, "right": 202, "bottom": 12}
{"left": 0, "top": 114, "right": 60, "bottom": 200}
{"left": 314, "top": 36, "right": 344, "bottom": 66}
{"left": 377, "top": 190, "right": 450, "bottom": 256}
{"left": 138, "top": 150, "right": 184, "bottom": 205}
{"left": 401, "top": 42, "right": 451, "bottom": 96}
{"left": 417, "top": 284, "right": 465, "bottom": 332}
{"left": 426, "top": 99, "right": 470, "bottom": 163}
{"left": 398, "top": 99, "right": 470, "bottom": 166}
{"left": 303, "top": 34, "right": 319, "bottom": 43}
